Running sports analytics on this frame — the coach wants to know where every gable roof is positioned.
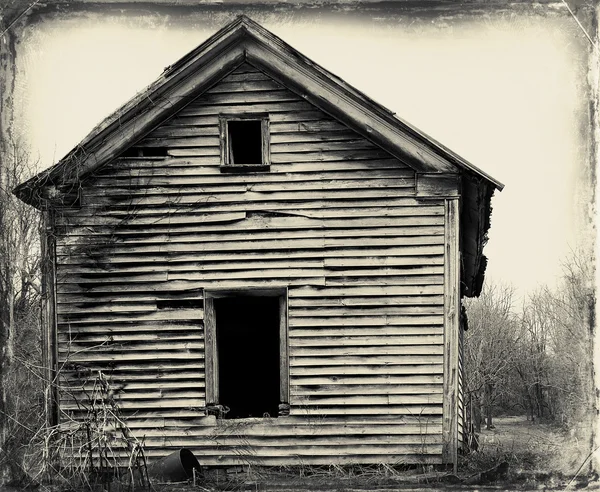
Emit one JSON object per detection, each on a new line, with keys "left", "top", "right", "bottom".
{"left": 13, "top": 15, "right": 503, "bottom": 297}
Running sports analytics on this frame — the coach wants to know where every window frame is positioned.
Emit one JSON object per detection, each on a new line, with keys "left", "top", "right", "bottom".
{"left": 219, "top": 113, "right": 270, "bottom": 172}
{"left": 204, "top": 288, "right": 289, "bottom": 418}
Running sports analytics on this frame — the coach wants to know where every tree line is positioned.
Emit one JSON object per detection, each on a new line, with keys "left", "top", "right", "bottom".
{"left": 464, "top": 253, "right": 594, "bottom": 438}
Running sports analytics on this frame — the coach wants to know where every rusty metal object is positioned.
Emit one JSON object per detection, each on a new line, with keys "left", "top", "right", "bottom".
{"left": 147, "top": 449, "right": 201, "bottom": 483}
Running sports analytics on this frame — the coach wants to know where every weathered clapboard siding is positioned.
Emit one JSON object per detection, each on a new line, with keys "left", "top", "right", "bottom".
{"left": 52, "top": 63, "right": 448, "bottom": 465}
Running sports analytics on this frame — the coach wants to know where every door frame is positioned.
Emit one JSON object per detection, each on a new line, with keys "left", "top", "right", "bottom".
{"left": 203, "top": 287, "right": 289, "bottom": 416}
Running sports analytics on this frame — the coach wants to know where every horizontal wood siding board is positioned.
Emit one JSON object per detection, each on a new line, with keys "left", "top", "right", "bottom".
{"left": 87, "top": 423, "right": 443, "bottom": 437}
{"left": 58, "top": 250, "right": 445, "bottom": 269}
{"left": 291, "top": 384, "right": 443, "bottom": 395}
{"left": 106, "top": 158, "right": 406, "bottom": 173}
{"left": 56, "top": 232, "right": 445, "bottom": 251}
{"left": 90, "top": 169, "right": 415, "bottom": 186}
{"left": 291, "top": 374, "right": 443, "bottom": 385}
{"left": 55, "top": 64, "right": 447, "bottom": 465}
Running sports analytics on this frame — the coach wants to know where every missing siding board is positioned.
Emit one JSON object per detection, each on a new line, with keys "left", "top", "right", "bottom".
{"left": 121, "top": 147, "right": 168, "bottom": 158}
{"left": 156, "top": 299, "right": 203, "bottom": 310}
{"left": 219, "top": 114, "right": 270, "bottom": 171}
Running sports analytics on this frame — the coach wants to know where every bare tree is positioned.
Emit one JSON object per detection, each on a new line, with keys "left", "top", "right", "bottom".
{"left": 0, "top": 138, "right": 42, "bottom": 483}
{"left": 464, "top": 283, "right": 520, "bottom": 431}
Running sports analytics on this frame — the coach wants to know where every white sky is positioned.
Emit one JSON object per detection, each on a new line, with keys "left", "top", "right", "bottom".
{"left": 12, "top": 10, "right": 592, "bottom": 299}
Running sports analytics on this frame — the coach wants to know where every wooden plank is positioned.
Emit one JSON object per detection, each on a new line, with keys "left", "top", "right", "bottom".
{"left": 294, "top": 394, "right": 442, "bottom": 406}
{"left": 290, "top": 305, "right": 443, "bottom": 317}
{"left": 57, "top": 229, "right": 445, "bottom": 249}
{"left": 58, "top": 332, "right": 203, "bottom": 343}
{"left": 416, "top": 173, "right": 460, "bottom": 199}
{"left": 146, "top": 126, "right": 219, "bottom": 138}
{"left": 58, "top": 259, "right": 444, "bottom": 278}
{"left": 288, "top": 314, "right": 442, "bottom": 327}
{"left": 59, "top": 350, "right": 203, "bottom": 363}
{"left": 290, "top": 345, "right": 443, "bottom": 357}
{"left": 196, "top": 89, "right": 299, "bottom": 105}
{"left": 271, "top": 130, "right": 359, "bottom": 144}
{"left": 56, "top": 309, "right": 202, "bottom": 323}
{"left": 270, "top": 149, "right": 390, "bottom": 163}
{"left": 291, "top": 374, "right": 443, "bottom": 386}
{"left": 288, "top": 327, "right": 444, "bottom": 338}
{"left": 290, "top": 355, "right": 442, "bottom": 366}
{"left": 206, "top": 79, "right": 283, "bottom": 93}
{"left": 82, "top": 187, "right": 417, "bottom": 207}
{"left": 216, "top": 72, "right": 272, "bottom": 84}
{"left": 203, "top": 296, "right": 217, "bottom": 406}
{"left": 41, "top": 210, "right": 59, "bottom": 427}
{"left": 61, "top": 398, "right": 205, "bottom": 410}
{"left": 63, "top": 195, "right": 426, "bottom": 213}
{"left": 442, "top": 197, "right": 460, "bottom": 470}
{"left": 291, "top": 384, "right": 443, "bottom": 396}
{"left": 289, "top": 295, "right": 444, "bottom": 307}
{"left": 280, "top": 294, "right": 289, "bottom": 405}
{"left": 289, "top": 335, "right": 443, "bottom": 347}
{"left": 290, "top": 285, "right": 444, "bottom": 298}
{"left": 59, "top": 246, "right": 444, "bottom": 267}
{"left": 177, "top": 100, "right": 315, "bottom": 117}
{"left": 139, "top": 136, "right": 220, "bottom": 148}
{"left": 103, "top": 157, "right": 408, "bottom": 174}
{"left": 57, "top": 340, "right": 204, "bottom": 354}
{"left": 291, "top": 406, "right": 443, "bottom": 416}
{"left": 91, "top": 422, "right": 442, "bottom": 436}
{"left": 270, "top": 120, "right": 348, "bottom": 134}
{"left": 58, "top": 212, "right": 436, "bottom": 230}
{"left": 270, "top": 139, "right": 377, "bottom": 154}
{"left": 84, "top": 177, "right": 413, "bottom": 198}
{"left": 91, "top": 169, "right": 415, "bottom": 187}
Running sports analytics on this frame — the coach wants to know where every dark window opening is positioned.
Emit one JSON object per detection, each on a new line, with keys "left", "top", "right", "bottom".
{"left": 121, "top": 147, "right": 168, "bottom": 158}
{"left": 227, "top": 120, "right": 263, "bottom": 165}
{"left": 214, "top": 296, "right": 280, "bottom": 419}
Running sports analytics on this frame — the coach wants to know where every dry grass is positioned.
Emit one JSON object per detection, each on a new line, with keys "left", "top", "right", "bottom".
{"left": 13, "top": 415, "right": 597, "bottom": 491}
{"left": 468, "top": 415, "right": 591, "bottom": 474}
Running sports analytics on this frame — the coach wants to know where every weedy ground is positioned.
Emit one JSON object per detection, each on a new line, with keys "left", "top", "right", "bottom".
{"left": 10, "top": 416, "right": 598, "bottom": 491}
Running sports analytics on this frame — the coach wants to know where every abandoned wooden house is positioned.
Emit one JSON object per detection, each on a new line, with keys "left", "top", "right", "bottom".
{"left": 14, "top": 16, "right": 503, "bottom": 469}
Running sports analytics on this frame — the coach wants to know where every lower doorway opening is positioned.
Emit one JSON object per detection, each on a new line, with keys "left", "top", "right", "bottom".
{"left": 214, "top": 296, "right": 280, "bottom": 419}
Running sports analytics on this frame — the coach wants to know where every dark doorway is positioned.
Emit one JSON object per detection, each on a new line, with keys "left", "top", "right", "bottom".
{"left": 214, "top": 296, "right": 280, "bottom": 419}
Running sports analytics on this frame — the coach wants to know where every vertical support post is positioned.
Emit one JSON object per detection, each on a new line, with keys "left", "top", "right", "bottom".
{"left": 279, "top": 292, "right": 289, "bottom": 406}
{"left": 203, "top": 296, "right": 218, "bottom": 408}
{"left": 41, "top": 210, "right": 58, "bottom": 428}
{"left": 442, "top": 198, "right": 460, "bottom": 472}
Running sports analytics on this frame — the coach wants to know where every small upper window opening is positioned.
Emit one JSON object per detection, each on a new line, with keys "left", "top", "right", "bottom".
{"left": 220, "top": 115, "right": 270, "bottom": 172}
{"left": 228, "top": 120, "right": 262, "bottom": 165}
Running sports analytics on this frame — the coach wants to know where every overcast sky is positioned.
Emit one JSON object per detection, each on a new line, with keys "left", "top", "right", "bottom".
{"left": 12, "top": 9, "right": 593, "bottom": 300}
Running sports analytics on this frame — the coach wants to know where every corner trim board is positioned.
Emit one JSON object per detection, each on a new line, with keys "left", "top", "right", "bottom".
{"left": 442, "top": 197, "right": 460, "bottom": 471}
{"left": 41, "top": 210, "right": 59, "bottom": 428}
